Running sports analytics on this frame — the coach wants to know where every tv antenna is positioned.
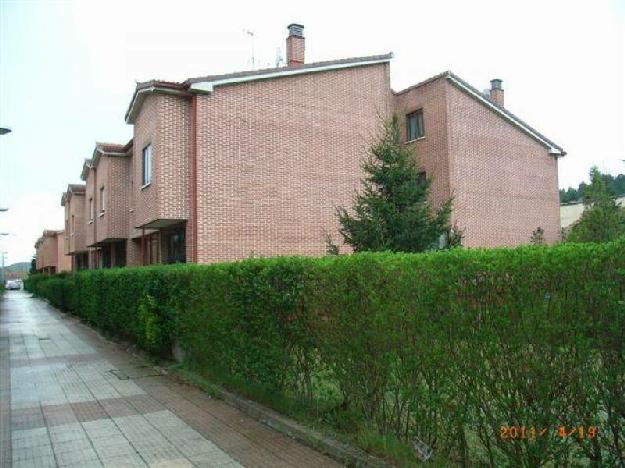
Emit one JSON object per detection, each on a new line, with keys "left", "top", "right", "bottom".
{"left": 243, "top": 29, "right": 255, "bottom": 69}
{"left": 275, "top": 47, "right": 284, "bottom": 67}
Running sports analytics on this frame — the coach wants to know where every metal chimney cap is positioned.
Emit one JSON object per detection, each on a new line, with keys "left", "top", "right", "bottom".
{"left": 287, "top": 24, "right": 304, "bottom": 37}
{"left": 490, "top": 79, "right": 503, "bottom": 90}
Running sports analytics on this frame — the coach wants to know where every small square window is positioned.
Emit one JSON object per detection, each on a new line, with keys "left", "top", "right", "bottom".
{"left": 406, "top": 109, "right": 424, "bottom": 141}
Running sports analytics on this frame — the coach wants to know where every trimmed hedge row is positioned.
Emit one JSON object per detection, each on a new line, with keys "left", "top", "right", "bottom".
{"left": 26, "top": 240, "right": 625, "bottom": 466}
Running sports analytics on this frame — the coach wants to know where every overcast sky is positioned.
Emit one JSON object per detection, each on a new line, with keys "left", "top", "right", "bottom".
{"left": 0, "top": 0, "right": 624, "bottom": 264}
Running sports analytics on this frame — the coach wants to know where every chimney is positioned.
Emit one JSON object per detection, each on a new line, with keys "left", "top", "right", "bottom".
{"left": 286, "top": 23, "right": 305, "bottom": 67}
{"left": 489, "top": 79, "right": 504, "bottom": 107}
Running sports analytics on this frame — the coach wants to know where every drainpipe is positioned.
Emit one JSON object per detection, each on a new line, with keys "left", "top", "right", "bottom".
{"left": 93, "top": 166, "right": 98, "bottom": 268}
{"left": 191, "top": 95, "right": 198, "bottom": 263}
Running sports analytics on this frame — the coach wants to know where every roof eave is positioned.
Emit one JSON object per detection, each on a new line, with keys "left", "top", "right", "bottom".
{"left": 445, "top": 73, "right": 565, "bottom": 157}
{"left": 188, "top": 54, "right": 393, "bottom": 95}
{"left": 125, "top": 86, "right": 190, "bottom": 124}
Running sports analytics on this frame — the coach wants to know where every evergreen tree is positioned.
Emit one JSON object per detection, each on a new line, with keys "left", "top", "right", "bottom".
{"left": 567, "top": 167, "right": 625, "bottom": 243}
{"left": 336, "top": 116, "right": 453, "bottom": 253}
{"left": 530, "top": 226, "right": 545, "bottom": 245}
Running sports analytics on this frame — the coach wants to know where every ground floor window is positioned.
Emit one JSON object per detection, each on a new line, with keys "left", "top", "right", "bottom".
{"left": 113, "top": 241, "right": 126, "bottom": 267}
{"left": 165, "top": 229, "right": 186, "bottom": 264}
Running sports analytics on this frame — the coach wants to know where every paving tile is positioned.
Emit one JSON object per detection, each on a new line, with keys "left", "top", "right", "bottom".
{"left": 11, "top": 406, "right": 46, "bottom": 431}
{"left": 71, "top": 400, "right": 109, "bottom": 422}
{"left": 12, "top": 444, "right": 54, "bottom": 461}
{"left": 100, "top": 453, "right": 148, "bottom": 467}
{"left": 54, "top": 447, "right": 100, "bottom": 467}
{"left": 189, "top": 452, "right": 244, "bottom": 467}
{"left": 12, "top": 455, "right": 57, "bottom": 468}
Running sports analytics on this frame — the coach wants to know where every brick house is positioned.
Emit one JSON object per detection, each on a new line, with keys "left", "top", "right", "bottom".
{"left": 61, "top": 184, "right": 89, "bottom": 270}
{"left": 34, "top": 230, "right": 71, "bottom": 274}
{"left": 62, "top": 23, "right": 564, "bottom": 269}
{"left": 81, "top": 142, "right": 133, "bottom": 268}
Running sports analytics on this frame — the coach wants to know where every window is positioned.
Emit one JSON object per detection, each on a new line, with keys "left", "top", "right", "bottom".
{"left": 406, "top": 109, "right": 424, "bottom": 141}
{"left": 142, "top": 144, "right": 152, "bottom": 186}
{"left": 99, "top": 186, "right": 105, "bottom": 213}
{"left": 71, "top": 215, "right": 75, "bottom": 234}
{"left": 417, "top": 171, "right": 427, "bottom": 188}
{"left": 89, "top": 197, "right": 94, "bottom": 221}
{"left": 166, "top": 229, "right": 186, "bottom": 264}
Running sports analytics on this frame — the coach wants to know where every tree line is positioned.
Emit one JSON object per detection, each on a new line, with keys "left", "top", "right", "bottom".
{"left": 560, "top": 172, "right": 625, "bottom": 204}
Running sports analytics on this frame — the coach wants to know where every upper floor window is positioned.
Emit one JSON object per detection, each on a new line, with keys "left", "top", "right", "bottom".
{"left": 89, "top": 197, "right": 94, "bottom": 221}
{"left": 142, "top": 144, "right": 152, "bottom": 186}
{"left": 100, "top": 186, "right": 105, "bottom": 213}
{"left": 406, "top": 109, "right": 424, "bottom": 141}
{"left": 71, "top": 215, "right": 75, "bottom": 234}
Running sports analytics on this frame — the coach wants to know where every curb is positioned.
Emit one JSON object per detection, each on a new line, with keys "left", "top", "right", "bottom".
{"left": 171, "top": 368, "right": 393, "bottom": 468}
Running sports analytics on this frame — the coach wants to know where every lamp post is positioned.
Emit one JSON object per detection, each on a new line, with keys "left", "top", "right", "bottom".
{"left": 0, "top": 128, "right": 10, "bottom": 213}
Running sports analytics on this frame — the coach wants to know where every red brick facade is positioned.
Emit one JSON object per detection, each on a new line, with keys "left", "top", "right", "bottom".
{"left": 393, "top": 74, "right": 561, "bottom": 246}
{"left": 48, "top": 24, "right": 563, "bottom": 271}
{"left": 34, "top": 230, "right": 72, "bottom": 274}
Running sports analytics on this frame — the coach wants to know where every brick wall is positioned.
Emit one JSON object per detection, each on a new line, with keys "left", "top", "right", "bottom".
{"left": 393, "top": 78, "right": 452, "bottom": 210}
{"left": 194, "top": 63, "right": 391, "bottom": 262}
{"left": 56, "top": 231, "right": 72, "bottom": 272}
{"left": 132, "top": 95, "right": 164, "bottom": 229}
{"left": 84, "top": 168, "right": 97, "bottom": 247}
{"left": 445, "top": 82, "right": 560, "bottom": 246}
{"left": 39, "top": 236, "right": 57, "bottom": 270}
{"left": 69, "top": 194, "right": 86, "bottom": 253}
{"left": 95, "top": 156, "right": 130, "bottom": 243}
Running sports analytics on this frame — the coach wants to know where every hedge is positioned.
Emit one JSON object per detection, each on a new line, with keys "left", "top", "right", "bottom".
{"left": 25, "top": 240, "right": 625, "bottom": 466}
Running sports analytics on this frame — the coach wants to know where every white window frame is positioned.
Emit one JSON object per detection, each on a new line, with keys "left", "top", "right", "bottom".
{"left": 142, "top": 144, "right": 152, "bottom": 187}
{"left": 99, "top": 186, "right": 105, "bottom": 214}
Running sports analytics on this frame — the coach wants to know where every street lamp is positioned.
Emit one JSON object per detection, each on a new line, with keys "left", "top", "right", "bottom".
{"left": 0, "top": 128, "right": 10, "bottom": 213}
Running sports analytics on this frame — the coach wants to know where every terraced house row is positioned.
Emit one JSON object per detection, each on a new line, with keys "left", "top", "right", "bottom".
{"left": 36, "top": 24, "right": 565, "bottom": 272}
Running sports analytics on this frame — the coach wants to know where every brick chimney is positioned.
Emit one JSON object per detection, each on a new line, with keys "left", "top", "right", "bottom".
{"left": 286, "top": 23, "right": 305, "bottom": 67}
{"left": 489, "top": 79, "right": 504, "bottom": 107}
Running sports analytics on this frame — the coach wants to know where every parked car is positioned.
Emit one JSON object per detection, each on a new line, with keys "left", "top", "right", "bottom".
{"left": 5, "top": 280, "right": 20, "bottom": 290}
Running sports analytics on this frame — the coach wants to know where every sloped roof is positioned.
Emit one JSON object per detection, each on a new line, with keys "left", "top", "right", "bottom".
{"left": 61, "top": 184, "right": 86, "bottom": 206}
{"left": 125, "top": 53, "right": 393, "bottom": 123}
{"left": 395, "top": 71, "right": 565, "bottom": 156}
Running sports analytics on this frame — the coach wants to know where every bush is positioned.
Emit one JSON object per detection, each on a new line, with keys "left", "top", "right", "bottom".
{"left": 28, "top": 240, "right": 625, "bottom": 466}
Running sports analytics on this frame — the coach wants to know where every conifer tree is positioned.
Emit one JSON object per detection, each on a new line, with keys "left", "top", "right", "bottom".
{"left": 336, "top": 116, "right": 453, "bottom": 252}
{"left": 567, "top": 167, "right": 625, "bottom": 243}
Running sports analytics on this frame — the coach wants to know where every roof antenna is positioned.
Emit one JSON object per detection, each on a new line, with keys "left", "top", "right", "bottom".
{"left": 275, "top": 47, "right": 284, "bottom": 67}
{"left": 243, "top": 29, "right": 255, "bottom": 69}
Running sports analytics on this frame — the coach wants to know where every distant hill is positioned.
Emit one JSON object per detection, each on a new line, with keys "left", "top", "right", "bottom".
{"left": 4, "top": 262, "right": 30, "bottom": 273}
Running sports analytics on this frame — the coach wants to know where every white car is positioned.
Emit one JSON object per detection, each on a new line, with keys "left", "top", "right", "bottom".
{"left": 5, "top": 280, "right": 20, "bottom": 290}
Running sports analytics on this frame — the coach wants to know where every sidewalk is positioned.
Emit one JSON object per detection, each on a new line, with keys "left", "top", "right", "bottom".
{"left": 0, "top": 290, "right": 342, "bottom": 467}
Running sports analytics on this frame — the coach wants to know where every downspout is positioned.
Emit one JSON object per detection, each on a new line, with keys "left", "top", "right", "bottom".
{"left": 93, "top": 167, "right": 98, "bottom": 268}
{"left": 191, "top": 95, "right": 198, "bottom": 263}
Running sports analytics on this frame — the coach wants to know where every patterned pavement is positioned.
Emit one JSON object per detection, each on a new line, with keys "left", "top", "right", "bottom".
{"left": 0, "top": 290, "right": 342, "bottom": 467}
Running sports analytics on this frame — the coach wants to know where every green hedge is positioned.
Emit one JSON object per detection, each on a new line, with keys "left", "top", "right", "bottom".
{"left": 25, "top": 240, "right": 625, "bottom": 466}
